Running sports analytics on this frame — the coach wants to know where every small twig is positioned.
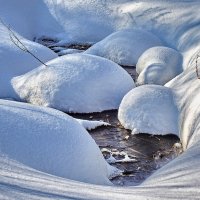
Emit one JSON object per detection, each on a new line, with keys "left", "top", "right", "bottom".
{"left": 0, "top": 17, "right": 48, "bottom": 67}
{"left": 195, "top": 54, "right": 200, "bottom": 79}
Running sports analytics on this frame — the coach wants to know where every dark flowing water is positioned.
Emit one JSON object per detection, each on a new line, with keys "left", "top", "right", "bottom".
{"left": 71, "top": 111, "right": 181, "bottom": 186}
{"left": 39, "top": 37, "right": 182, "bottom": 186}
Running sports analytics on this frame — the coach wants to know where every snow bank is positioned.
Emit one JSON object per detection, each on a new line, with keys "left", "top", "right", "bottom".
{"left": 0, "top": 24, "right": 57, "bottom": 99}
{"left": 166, "top": 50, "right": 200, "bottom": 150}
{"left": 136, "top": 46, "right": 183, "bottom": 85}
{"left": 12, "top": 54, "right": 134, "bottom": 113}
{"left": 118, "top": 85, "right": 179, "bottom": 136}
{"left": 0, "top": 99, "right": 113, "bottom": 185}
{"left": 84, "top": 29, "right": 163, "bottom": 66}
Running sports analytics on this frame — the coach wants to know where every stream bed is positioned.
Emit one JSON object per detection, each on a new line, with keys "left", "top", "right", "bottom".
{"left": 39, "top": 38, "right": 182, "bottom": 186}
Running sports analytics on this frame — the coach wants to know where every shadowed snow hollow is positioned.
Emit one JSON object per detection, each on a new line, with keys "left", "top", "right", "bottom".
{"left": 84, "top": 29, "right": 163, "bottom": 66}
{"left": 136, "top": 46, "right": 183, "bottom": 85}
{"left": 0, "top": 99, "right": 115, "bottom": 185}
{"left": 118, "top": 85, "right": 179, "bottom": 136}
{"left": 12, "top": 54, "right": 134, "bottom": 113}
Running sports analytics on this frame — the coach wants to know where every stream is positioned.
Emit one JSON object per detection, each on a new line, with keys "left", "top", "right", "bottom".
{"left": 39, "top": 37, "right": 182, "bottom": 186}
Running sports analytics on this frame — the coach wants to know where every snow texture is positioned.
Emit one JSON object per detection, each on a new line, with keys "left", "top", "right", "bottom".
{"left": 76, "top": 119, "right": 110, "bottom": 130}
{"left": 1, "top": 0, "right": 200, "bottom": 199}
{"left": 0, "top": 99, "right": 113, "bottom": 185}
{"left": 136, "top": 46, "right": 183, "bottom": 85}
{"left": 84, "top": 29, "right": 163, "bottom": 66}
{"left": 58, "top": 49, "right": 84, "bottom": 56}
{"left": 118, "top": 85, "right": 179, "bottom": 136}
{"left": 12, "top": 54, "right": 135, "bottom": 113}
{"left": 0, "top": 24, "right": 57, "bottom": 100}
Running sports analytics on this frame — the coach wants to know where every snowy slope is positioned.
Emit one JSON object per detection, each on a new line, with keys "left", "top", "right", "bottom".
{"left": 12, "top": 54, "right": 134, "bottom": 113}
{"left": 1, "top": 0, "right": 200, "bottom": 199}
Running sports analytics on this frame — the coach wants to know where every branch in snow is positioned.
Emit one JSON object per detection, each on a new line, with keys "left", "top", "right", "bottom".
{"left": 0, "top": 18, "right": 48, "bottom": 67}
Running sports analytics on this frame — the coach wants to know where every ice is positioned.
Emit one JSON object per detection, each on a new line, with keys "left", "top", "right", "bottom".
{"left": 12, "top": 54, "right": 135, "bottom": 113}
{"left": 84, "top": 29, "right": 163, "bottom": 66}
{"left": 76, "top": 119, "right": 110, "bottom": 130}
{"left": 136, "top": 46, "right": 183, "bottom": 85}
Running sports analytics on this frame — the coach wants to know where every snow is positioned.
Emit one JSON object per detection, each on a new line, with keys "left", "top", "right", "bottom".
{"left": 58, "top": 49, "right": 84, "bottom": 56}
{"left": 76, "top": 119, "right": 110, "bottom": 130}
{"left": 0, "top": 99, "right": 114, "bottom": 185}
{"left": 166, "top": 51, "right": 200, "bottom": 150}
{"left": 12, "top": 54, "right": 134, "bottom": 113}
{"left": 136, "top": 46, "right": 183, "bottom": 85}
{"left": 84, "top": 29, "right": 163, "bottom": 66}
{"left": 1, "top": 0, "right": 200, "bottom": 199}
{"left": 0, "top": 23, "right": 57, "bottom": 100}
{"left": 118, "top": 85, "right": 179, "bottom": 136}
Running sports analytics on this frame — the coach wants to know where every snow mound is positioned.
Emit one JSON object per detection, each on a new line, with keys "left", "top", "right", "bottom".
{"left": 76, "top": 119, "right": 110, "bottom": 130}
{"left": 12, "top": 54, "right": 135, "bottom": 113}
{"left": 0, "top": 99, "right": 113, "bottom": 185}
{"left": 84, "top": 29, "right": 163, "bottom": 66}
{"left": 136, "top": 46, "right": 183, "bottom": 85}
{"left": 118, "top": 85, "right": 179, "bottom": 136}
{"left": 0, "top": 23, "right": 57, "bottom": 100}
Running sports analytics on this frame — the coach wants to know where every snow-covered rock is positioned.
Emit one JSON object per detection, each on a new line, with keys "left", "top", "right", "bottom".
{"left": 84, "top": 29, "right": 163, "bottom": 66}
{"left": 12, "top": 54, "right": 134, "bottom": 113}
{"left": 0, "top": 24, "right": 57, "bottom": 99}
{"left": 118, "top": 85, "right": 179, "bottom": 136}
{"left": 136, "top": 46, "right": 183, "bottom": 85}
{"left": 0, "top": 99, "right": 114, "bottom": 185}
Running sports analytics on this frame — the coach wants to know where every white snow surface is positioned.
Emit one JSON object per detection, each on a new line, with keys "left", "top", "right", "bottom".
{"left": 136, "top": 46, "right": 183, "bottom": 85}
{"left": 12, "top": 54, "right": 134, "bottom": 113}
{"left": 0, "top": 99, "right": 113, "bottom": 185}
{"left": 1, "top": 0, "right": 200, "bottom": 199}
{"left": 76, "top": 119, "right": 110, "bottom": 130}
{"left": 58, "top": 49, "right": 84, "bottom": 56}
{"left": 0, "top": 24, "right": 57, "bottom": 100}
{"left": 84, "top": 29, "right": 163, "bottom": 66}
{"left": 118, "top": 85, "right": 179, "bottom": 136}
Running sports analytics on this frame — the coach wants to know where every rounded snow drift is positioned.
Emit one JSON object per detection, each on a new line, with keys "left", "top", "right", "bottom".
{"left": 0, "top": 99, "right": 114, "bottom": 185}
{"left": 136, "top": 46, "right": 183, "bottom": 85}
{"left": 118, "top": 85, "right": 179, "bottom": 136}
{"left": 12, "top": 54, "right": 134, "bottom": 113}
{"left": 84, "top": 29, "right": 163, "bottom": 66}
